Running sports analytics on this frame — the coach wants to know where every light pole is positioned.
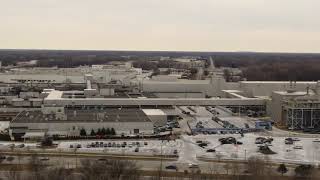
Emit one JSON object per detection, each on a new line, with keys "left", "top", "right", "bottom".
{"left": 159, "top": 141, "right": 163, "bottom": 180}
{"left": 244, "top": 149, "right": 247, "bottom": 161}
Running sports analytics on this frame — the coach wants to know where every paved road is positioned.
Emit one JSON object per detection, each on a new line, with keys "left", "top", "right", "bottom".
{"left": 0, "top": 154, "right": 297, "bottom": 177}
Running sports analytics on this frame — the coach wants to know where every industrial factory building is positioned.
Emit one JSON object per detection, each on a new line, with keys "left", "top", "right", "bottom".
{"left": 270, "top": 82, "right": 320, "bottom": 131}
{"left": 10, "top": 108, "right": 154, "bottom": 140}
{"left": 1, "top": 61, "right": 320, "bottom": 139}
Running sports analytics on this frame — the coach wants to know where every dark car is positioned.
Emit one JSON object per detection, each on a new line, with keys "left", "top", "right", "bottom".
{"left": 219, "top": 137, "right": 242, "bottom": 145}
{"left": 165, "top": 165, "right": 177, "bottom": 170}
{"left": 236, "top": 141, "right": 243, "bottom": 145}
{"left": 0, "top": 156, "right": 6, "bottom": 160}
{"left": 285, "top": 138, "right": 294, "bottom": 145}
{"left": 206, "top": 149, "right": 216, "bottom": 152}
{"left": 40, "top": 157, "right": 50, "bottom": 161}
{"left": 198, "top": 143, "right": 208, "bottom": 148}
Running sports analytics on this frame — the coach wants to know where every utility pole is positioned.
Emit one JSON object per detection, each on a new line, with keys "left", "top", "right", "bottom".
{"left": 159, "top": 141, "right": 163, "bottom": 180}
{"left": 244, "top": 149, "right": 247, "bottom": 161}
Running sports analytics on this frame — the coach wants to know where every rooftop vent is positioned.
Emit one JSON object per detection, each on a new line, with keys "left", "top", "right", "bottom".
{"left": 287, "top": 81, "right": 296, "bottom": 93}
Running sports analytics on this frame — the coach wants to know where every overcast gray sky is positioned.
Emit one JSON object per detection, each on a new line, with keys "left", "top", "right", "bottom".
{"left": 1, "top": 0, "right": 319, "bottom": 52}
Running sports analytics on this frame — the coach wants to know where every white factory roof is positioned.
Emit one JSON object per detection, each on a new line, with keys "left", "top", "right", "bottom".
{"left": 22, "top": 131, "right": 45, "bottom": 138}
{"left": 241, "top": 81, "right": 317, "bottom": 84}
{"left": 142, "top": 109, "right": 166, "bottom": 116}
{"left": 273, "top": 91, "right": 308, "bottom": 96}
{"left": 29, "top": 98, "right": 43, "bottom": 101}
{"left": 12, "top": 98, "right": 24, "bottom": 102}
{"left": 161, "top": 108, "right": 179, "bottom": 116}
{"left": 46, "top": 90, "right": 63, "bottom": 99}
{"left": 143, "top": 79, "right": 211, "bottom": 84}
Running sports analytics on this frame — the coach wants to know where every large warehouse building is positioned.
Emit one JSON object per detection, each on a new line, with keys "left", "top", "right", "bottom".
{"left": 10, "top": 108, "right": 154, "bottom": 140}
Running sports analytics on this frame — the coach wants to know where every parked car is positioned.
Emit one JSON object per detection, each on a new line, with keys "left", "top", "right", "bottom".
{"left": 219, "top": 137, "right": 243, "bottom": 145}
{"left": 206, "top": 149, "right": 216, "bottom": 152}
{"left": 285, "top": 138, "right": 294, "bottom": 145}
{"left": 16, "top": 144, "right": 25, "bottom": 148}
{"left": 188, "top": 163, "right": 199, "bottom": 169}
{"left": 198, "top": 143, "right": 208, "bottom": 148}
{"left": 293, "top": 146, "right": 303, "bottom": 149}
{"left": 173, "top": 149, "right": 178, "bottom": 154}
{"left": 166, "top": 165, "right": 177, "bottom": 170}
{"left": 40, "top": 157, "right": 50, "bottom": 161}
{"left": 0, "top": 156, "right": 6, "bottom": 160}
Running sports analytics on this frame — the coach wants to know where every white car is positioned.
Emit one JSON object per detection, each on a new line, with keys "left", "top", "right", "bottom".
{"left": 188, "top": 163, "right": 199, "bottom": 169}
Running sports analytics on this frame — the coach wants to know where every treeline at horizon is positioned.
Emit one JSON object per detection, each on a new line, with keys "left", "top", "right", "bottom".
{"left": 1, "top": 50, "right": 320, "bottom": 81}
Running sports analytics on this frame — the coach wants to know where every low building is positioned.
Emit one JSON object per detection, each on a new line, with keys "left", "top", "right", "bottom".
{"left": 9, "top": 108, "right": 154, "bottom": 140}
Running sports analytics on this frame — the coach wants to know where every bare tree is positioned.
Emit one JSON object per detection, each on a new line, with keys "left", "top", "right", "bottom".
{"left": 41, "top": 167, "right": 73, "bottom": 180}
{"left": 245, "top": 156, "right": 268, "bottom": 180}
{"left": 5, "top": 167, "right": 22, "bottom": 180}
{"left": 216, "top": 153, "right": 223, "bottom": 162}
{"left": 223, "top": 163, "right": 231, "bottom": 175}
{"left": 80, "top": 158, "right": 140, "bottom": 180}
{"left": 28, "top": 153, "right": 44, "bottom": 180}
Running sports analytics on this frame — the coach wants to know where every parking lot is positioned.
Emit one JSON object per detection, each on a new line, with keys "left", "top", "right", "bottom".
{"left": 186, "top": 133, "right": 320, "bottom": 165}
{"left": 57, "top": 139, "right": 183, "bottom": 156}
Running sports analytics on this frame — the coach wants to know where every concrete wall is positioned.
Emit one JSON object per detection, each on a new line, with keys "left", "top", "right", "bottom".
{"left": 44, "top": 97, "right": 266, "bottom": 106}
{"left": 154, "top": 92, "right": 204, "bottom": 98}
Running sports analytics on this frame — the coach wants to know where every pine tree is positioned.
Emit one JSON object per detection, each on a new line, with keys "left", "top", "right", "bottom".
{"left": 80, "top": 128, "right": 87, "bottom": 136}
{"left": 277, "top": 163, "right": 288, "bottom": 176}
{"left": 111, "top": 128, "right": 116, "bottom": 135}
{"left": 90, "top": 129, "right": 96, "bottom": 136}
{"left": 106, "top": 128, "right": 111, "bottom": 135}
{"left": 97, "top": 128, "right": 102, "bottom": 136}
{"left": 101, "top": 127, "right": 106, "bottom": 136}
